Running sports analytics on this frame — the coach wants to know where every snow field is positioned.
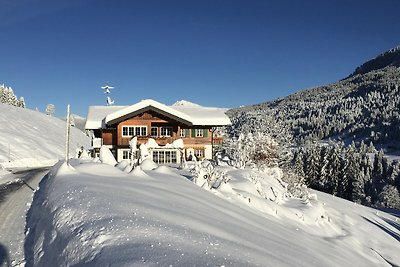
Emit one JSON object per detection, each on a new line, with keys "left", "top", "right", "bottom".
{"left": 24, "top": 156, "right": 400, "bottom": 266}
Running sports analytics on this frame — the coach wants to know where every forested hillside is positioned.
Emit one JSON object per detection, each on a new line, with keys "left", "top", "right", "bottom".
{"left": 226, "top": 46, "right": 400, "bottom": 209}
{"left": 228, "top": 46, "right": 400, "bottom": 151}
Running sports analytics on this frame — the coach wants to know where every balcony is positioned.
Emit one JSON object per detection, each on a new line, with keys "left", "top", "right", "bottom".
{"left": 120, "top": 136, "right": 176, "bottom": 146}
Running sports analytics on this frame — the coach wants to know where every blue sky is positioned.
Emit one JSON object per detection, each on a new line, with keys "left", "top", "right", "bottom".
{"left": 1, "top": 0, "right": 400, "bottom": 117}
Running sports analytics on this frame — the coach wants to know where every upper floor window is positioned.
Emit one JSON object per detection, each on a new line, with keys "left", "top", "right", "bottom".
{"left": 195, "top": 129, "right": 204, "bottom": 137}
{"left": 180, "top": 129, "right": 186, "bottom": 137}
{"left": 151, "top": 127, "right": 158, "bottom": 137}
{"left": 122, "top": 126, "right": 147, "bottom": 137}
{"left": 160, "top": 126, "right": 173, "bottom": 137}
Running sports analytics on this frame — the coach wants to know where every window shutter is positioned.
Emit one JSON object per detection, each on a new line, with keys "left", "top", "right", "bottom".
{"left": 191, "top": 129, "right": 196, "bottom": 137}
{"left": 203, "top": 129, "right": 208, "bottom": 137}
{"left": 185, "top": 129, "right": 190, "bottom": 137}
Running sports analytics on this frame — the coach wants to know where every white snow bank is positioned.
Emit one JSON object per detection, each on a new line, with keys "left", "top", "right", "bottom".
{"left": 0, "top": 104, "right": 90, "bottom": 169}
{"left": 140, "top": 158, "right": 158, "bottom": 170}
{"left": 25, "top": 161, "right": 400, "bottom": 266}
{"left": 99, "top": 145, "right": 117, "bottom": 166}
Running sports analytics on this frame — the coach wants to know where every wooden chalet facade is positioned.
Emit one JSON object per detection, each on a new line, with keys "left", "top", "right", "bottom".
{"left": 85, "top": 99, "right": 231, "bottom": 164}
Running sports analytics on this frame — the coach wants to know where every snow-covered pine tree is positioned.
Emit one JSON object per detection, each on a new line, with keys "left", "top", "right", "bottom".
{"left": 317, "top": 146, "right": 329, "bottom": 191}
{"left": 326, "top": 145, "right": 343, "bottom": 195}
{"left": 46, "top": 104, "right": 55, "bottom": 116}
{"left": 18, "top": 96, "right": 26, "bottom": 108}
{"left": 378, "top": 185, "right": 400, "bottom": 209}
{"left": 370, "top": 149, "right": 385, "bottom": 202}
{"left": 304, "top": 146, "right": 320, "bottom": 187}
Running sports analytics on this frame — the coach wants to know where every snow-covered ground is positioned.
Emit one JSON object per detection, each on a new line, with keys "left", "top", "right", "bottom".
{"left": 25, "top": 157, "right": 400, "bottom": 266}
{"left": 0, "top": 104, "right": 90, "bottom": 174}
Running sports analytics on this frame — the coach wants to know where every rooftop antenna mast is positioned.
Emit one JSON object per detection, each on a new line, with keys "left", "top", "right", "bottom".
{"left": 101, "top": 84, "right": 115, "bottom": 106}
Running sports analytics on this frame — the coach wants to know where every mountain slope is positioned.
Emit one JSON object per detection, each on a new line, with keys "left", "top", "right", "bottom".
{"left": 228, "top": 46, "right": 400, "bottom": 151}
{"left": 0, "top": 104, "right": 90, "bottom": 168}
{"left": 352, "top": 46, "right": 400, "bottom": 76}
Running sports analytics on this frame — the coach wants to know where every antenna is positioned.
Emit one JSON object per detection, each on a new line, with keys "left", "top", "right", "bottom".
{"left": 101, "top": 84, "right": 115, "bottom": 105}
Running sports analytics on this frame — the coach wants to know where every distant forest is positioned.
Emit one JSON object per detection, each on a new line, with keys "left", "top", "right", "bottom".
{"left": 225, "top": 46, "right": 400, "bottom": 210}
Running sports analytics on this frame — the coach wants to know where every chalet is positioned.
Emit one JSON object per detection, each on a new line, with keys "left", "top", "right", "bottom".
{"left": 84, "top": 99, "right": 231, "bottom": 164}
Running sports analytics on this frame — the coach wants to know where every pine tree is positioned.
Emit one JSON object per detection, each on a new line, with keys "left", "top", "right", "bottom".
{"left": 304, "top": 146, "right": 320, "bottom": 187}
{"left": 378, "top": 185, "right": 400, "bottom": 209}
{"left": 317, "top": 146, "right": 329, "bottom": 191}
{"left": 292, "top": 149, "right": 305, "bottom": 178}
{"left": 18, "top": 96, "right": 26, "bottom": 108}
{"left": 46, "top": 104, "right": 56, "bottom": 116}
{"left": 371, "top": 149, "right": 385, "bottom": 202}
{"left": 326, "top": 145, "right": 342, "bottom": 195}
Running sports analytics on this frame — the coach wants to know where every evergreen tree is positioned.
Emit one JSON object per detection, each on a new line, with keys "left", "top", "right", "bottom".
{"left": 292, "top": 149, "right": 305, "bottom": 178}
{"left": 46, "top": 104, "right": 56, "bottom": 116}
{"left": 371, "top": 149, "right": 385, "bottom": 202}
{"left": 18, "top": 96, "right": 26, "bottom": 108}
{"left": 326, "top": 146, "right": 342, "bottom": 195}
{"left": 317, "top": 146, "right": 329, "bottom": 191}
{"left": 378, "top": 185, "right": 400, "bottom": 209}
{"left": 304, "top": 146, "right": 320, "bottom": 187}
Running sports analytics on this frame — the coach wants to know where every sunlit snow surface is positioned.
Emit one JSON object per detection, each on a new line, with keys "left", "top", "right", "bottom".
{"left": 25, "top": 160, "right": 400, "bottom": 266}
{"left": 0, "top": 104, "right": 90, "bottom": 170}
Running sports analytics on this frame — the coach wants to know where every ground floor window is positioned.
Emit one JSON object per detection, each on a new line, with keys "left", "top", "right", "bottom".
{"left": 195, "top": 149, "right": 204, "bottom": 159}
{"left": 122, "top": 150, "right": 130, "bottom": 160}
{"left": 152, "top": 149, "right": 177, "bottom": 164}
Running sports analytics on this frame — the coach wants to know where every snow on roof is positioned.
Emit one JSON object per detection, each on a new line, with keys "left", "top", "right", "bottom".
{"left": 105, "top": 99, "right": 193, "bottom": 126}
{"left": 85, "top": 99, "right": 231, "bottom": 129}
{"left": 171, "top": 105, "right": 231, "bottom": 126}
{"left": 85, "top": 106, "right": 125, "bottom": 129}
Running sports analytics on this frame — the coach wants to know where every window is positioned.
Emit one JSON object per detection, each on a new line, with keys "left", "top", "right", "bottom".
{"left": 151, "top": 127, "right": 158, "bottom": 137}
{"left": 122, "top": 150, "right": 130, "bottom": 160}
{"left": 122, "top": 126, "right": 147, "bottom": 137}
{"left": 195, "top": 129, "right": 203, "bottom": 137}
{"left": 141, "top": 126, "right": 147, "bottom": 136}
{"left": 195, "top": 149, "right": 204, "bottom": 158}
{"left": 160, "top": 126, "right": 173, "bottom": 137}
{"left": 152, "top": 150, "right": 177, "bottom": 164}
{"left": 180, "top": 129, "right": 185, "bottom": 137}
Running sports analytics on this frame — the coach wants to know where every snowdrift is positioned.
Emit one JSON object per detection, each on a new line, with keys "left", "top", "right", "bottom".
{"left": 0, "top": 104, "right": 90, "bottom": 168}
{"left": 25, "top": 160, "right": 400, "bottom": 266}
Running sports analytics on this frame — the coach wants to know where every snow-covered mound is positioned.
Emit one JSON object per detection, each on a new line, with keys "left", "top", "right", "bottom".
{"left": 172, "top": 100, "right": 202, "bottom": 107}
{"left": 25, "top": 161, "right": 400, "bottom": 266}
{"left": 0, "top": 104, "right": 90, "bottom": 168}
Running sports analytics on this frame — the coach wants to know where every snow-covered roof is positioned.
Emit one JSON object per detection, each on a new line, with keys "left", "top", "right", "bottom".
{"left": 85, "top": 99, "right": 231, "bottom": 129}
{"left": 171, "top": 105, "right": 231, "bottom": 126}
{"left": 105, "top": 99, "right": 193, "bottom": 126}
{"left": 85, "top": 106, "right": 125, "bottom": 129}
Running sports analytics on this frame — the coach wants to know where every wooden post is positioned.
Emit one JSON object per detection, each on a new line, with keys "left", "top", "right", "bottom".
{"left": 65, "top": 104, "right": 71, "bottom": 164}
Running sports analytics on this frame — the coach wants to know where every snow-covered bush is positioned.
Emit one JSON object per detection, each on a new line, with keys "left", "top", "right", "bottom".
{"left": 223, "top": 132, "right": 278, "bottom": 169}
{"left": 281, "top": 170, "right": 309, "bottom": 199}
{"left": 190, "top": 160, "right": 229, "bottom": 189}
{"left": 99, "top": 145, "right": 117, "bottom": 166}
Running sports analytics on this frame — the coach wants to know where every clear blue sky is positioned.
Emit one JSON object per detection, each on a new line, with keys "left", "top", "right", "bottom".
{"left": 1, "top": 0, "right": 400, "bottom": 117}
